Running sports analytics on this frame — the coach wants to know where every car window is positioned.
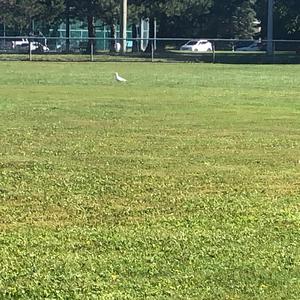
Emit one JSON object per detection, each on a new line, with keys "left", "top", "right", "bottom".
{"left": 187, "top": 41, "right": 198, "bottom": 45}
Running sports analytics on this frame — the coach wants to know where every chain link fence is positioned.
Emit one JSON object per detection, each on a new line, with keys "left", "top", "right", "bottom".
{"left": 0, "top": 36, "right": 300, "bottom": 63}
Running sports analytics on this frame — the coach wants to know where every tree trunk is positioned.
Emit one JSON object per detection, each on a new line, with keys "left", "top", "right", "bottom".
{"left": 87, "top": 15, "right": 95, "bottom": 53}
{"left": 145, "top": 17, "right": 155, "bottom": 53}
{"left": 132, "top": 23, "right": 139, "bottom": 52}
{"left": 65, "top": 0, "right": 70, "bottom": 53}
{"left": 109, "top": 24, "right": 116, "bottom": 52}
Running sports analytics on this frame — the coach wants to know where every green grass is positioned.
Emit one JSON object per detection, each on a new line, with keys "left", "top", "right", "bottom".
{"left": 0, "top": 61, "right": 300, "bottom": 299}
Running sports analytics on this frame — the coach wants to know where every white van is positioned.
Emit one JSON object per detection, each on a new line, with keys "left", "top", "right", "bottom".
{"left": 11, "top": 38, "right": 49, "bottom": 52}
{"left": 12, "top": 38, "right": 29, "bottom": 49}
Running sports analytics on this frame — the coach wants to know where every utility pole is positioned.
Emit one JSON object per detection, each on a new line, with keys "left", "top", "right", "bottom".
{"left": 120, "top": 0, "right": 127, "bottom": 53}
{"left": 267, "top": 0, "right": 274, "bottom": 55}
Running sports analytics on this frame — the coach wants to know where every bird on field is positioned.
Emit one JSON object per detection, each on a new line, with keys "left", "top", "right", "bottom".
{"left": 115, "top": 72, "right": 127, "bottom": 82}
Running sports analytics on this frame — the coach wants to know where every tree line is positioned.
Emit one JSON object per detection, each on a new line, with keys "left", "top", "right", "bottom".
{"left": 0, "top": 0, "right": 299, "bottom": 40}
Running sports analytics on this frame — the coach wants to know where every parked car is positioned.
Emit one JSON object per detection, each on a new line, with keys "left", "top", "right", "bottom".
{"left": 180, "top": 39, "right": 212, "bottom": 52}
{"left": 31, "top": 42, "right": 50, "bottom": 52}
{"left": 12, "top": 38, "right": 29, "bottom": 49}
{"left": 12, "top": 38, "right": 49, "bottom": 52}
{"left": 235, "top": 42, "right": 266, "bottom": 51}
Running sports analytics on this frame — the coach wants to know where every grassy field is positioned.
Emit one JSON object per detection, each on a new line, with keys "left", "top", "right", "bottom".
{"left": 0, "top": 61, "right": 300, "bottom": 299}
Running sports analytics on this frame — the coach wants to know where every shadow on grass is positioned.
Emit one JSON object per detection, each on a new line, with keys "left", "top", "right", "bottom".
{"left": 151, "top": 50, "right": 300, "bottom": 64}
{"left": 0, "top": 50, "right": 300, "bottom": 64}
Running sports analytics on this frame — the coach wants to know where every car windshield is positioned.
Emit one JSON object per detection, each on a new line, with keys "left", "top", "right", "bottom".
{"left": 186, "top": 41, "right": 198, "bottom": 45}
{"left": 236, "top": 41, "right": 253, "bottom": 48}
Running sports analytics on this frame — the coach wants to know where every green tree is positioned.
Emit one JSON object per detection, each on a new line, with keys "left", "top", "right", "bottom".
{"left": 129, "top": 0, "right": 256, "bottom": 43}
{"left": 98, "top": 0, "right": 120, "bottom": 51}
{"left": 128, "top": 0, "right": 213, "bottom": 50}
{"left": 208, "top": 0, "right": 257, "bottom": 38}
{"left": 0, "top": 0, "right": 64, "bottom": 35}
{"left": 70, "top": 0, "right": 101, "bottom": 51}
{"left": 256, "top": 0, "right": 300, "bottom": 39}
{"left": 157, "top": 0, "right": 213, "bottom": 38}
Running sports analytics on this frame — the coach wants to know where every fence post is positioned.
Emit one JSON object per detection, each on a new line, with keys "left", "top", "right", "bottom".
{"left": 212, "top": 41, "right": 216, "bottom": 64}
{"left": 29, "top": 41, "right": 32, "bottom": 61}
{"left": 151, "top": 41, "right": 154, "bottom": 62}
{"left": 272, "top": 40, "right": 275, "bottom": 63}
{"left": 90, "top": 42, "right": 94, "bottom": 62}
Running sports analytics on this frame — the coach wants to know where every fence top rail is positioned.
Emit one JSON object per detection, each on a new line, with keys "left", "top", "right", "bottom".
{"left": 1, "top": 36, "right": 300, "bottom": 43}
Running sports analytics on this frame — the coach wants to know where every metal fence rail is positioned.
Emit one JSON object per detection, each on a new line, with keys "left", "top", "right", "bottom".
{"left": 0, "top": 36, "right": 299, "bottom": 64}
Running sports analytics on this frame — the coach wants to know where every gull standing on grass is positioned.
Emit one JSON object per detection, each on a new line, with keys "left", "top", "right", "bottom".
{"left": 115, "top": 72, "right": 127, "bottom": 82}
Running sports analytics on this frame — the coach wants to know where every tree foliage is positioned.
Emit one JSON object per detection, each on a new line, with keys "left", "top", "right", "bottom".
{"left": 0, "top": 0, "right": 64, "bottom": 34}
{"left": 256, "top": 0, "right": 300, "bottom": 39}
{"left": 0, "top": 0, "right": 299, "bottom": 40}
